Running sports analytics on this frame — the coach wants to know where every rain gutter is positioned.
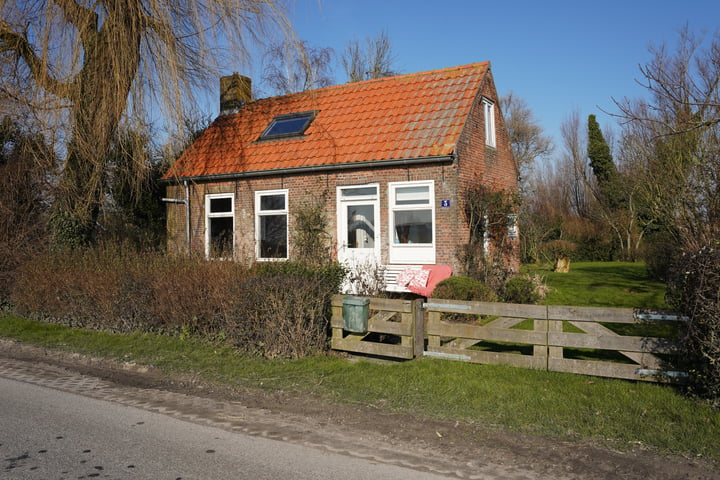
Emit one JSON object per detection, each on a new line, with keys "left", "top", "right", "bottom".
{"left": 161, "top": 154, "right": 455, "bottom": 184}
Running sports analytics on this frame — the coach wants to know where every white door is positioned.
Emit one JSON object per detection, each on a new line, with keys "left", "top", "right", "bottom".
{"left": 337, "top": 185, "right": 380, "bottom": 267}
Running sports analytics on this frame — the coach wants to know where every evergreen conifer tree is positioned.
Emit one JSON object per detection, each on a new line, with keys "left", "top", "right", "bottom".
{"left": 587, "top": 114, "right": 623, "bottom": 209}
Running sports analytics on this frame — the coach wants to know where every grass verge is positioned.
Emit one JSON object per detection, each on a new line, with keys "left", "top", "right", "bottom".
{"left": 2, "top": 313, "right": 718, "bottom": 463}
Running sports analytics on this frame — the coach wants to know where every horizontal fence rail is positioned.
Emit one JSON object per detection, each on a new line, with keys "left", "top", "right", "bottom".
{"left": 331, "top": 295, "right": 687, "bottom": 383}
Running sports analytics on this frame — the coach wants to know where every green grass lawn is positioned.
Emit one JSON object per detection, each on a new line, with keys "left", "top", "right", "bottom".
{"left": 1, "top": 262, "right": 718, "bottom": 464}
{"left": 523, "top": 261, "right": 669, "bottom": 309}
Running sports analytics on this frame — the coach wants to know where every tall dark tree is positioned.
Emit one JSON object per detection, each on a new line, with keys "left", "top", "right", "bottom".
{"left": 587, "top": 114, "right": 623, "bottom": 210}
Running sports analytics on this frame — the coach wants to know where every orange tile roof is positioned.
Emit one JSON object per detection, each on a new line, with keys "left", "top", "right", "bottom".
{"left": 164, "top": 62, "right": 490, "bottom": 179}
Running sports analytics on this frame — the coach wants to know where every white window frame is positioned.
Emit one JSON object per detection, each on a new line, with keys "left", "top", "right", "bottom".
{"left": 388, "top": 180, "right": 436, "bottom": 265}
{"left": 205, "top": 193, "right": 234, "bottom": 259}
{"left": 483, "top": 97, "right": 496, "bottom": 148}
{"left": 255, "top": 189, "right": 289, "bottom": 261}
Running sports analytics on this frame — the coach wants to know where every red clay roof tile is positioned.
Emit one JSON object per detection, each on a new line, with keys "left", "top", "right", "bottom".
{"left": 164, "top": 62, "right": 489, "bottom": 179}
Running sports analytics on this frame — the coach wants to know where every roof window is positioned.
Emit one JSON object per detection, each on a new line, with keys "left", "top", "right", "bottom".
{"left": 260, "top": 111, "right": 315, "bottom": 140}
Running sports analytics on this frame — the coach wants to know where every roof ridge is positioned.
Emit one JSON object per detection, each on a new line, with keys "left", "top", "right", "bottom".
{"left": 250, "top": 61, "right": 490, "bottom": 105}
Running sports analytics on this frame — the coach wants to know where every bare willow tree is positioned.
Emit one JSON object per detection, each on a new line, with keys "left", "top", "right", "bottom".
{"left": 262, "top": 39, "right": 334, "bottom": 95}
{"left": 341, "top": 29, "right": 396, "bottom": 83}
{"left": 0, "top": 0, "right": 291, "bottom": 247}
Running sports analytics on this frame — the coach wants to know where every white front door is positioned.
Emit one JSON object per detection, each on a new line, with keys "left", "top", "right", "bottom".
{"left": 337, "top": 184, "right": 380, "bottom": 267}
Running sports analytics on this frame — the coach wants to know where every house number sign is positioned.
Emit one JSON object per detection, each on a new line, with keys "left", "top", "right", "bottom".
{"left": 441, "top": 200, "right": 451, "bottom": 208}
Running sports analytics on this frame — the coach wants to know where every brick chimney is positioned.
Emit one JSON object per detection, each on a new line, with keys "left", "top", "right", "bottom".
{"left": 219, "top": 73, "right": 252, "bottom": 116}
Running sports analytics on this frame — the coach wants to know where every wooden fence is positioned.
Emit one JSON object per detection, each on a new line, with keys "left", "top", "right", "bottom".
{"left": 330, "top": 295, "right": 423, "bottom": 360}
{"left": 331, "top": 295, "right": 687, "bottom": 383}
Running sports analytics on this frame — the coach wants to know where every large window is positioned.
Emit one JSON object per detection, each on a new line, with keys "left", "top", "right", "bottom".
{"left": 205, "top": 193, "right": 234, "bottom": 258}
{"left": 389, "top": 181, "right": 435, "bottom": 264}
{"left": 483, "top": 98, "right": 496, "bottom": 148}
{"left": 255, "top": 190, "right": 288, "bottom": 260}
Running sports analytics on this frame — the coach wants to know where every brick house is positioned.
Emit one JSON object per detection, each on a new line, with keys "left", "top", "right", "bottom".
{"left": 162, "top": 62, "right": 519, "bottom": 294}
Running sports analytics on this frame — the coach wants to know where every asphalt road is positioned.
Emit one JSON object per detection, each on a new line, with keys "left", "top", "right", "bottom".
{"left": 0, "top": 373, "right": 463, "bottom": 480}
{"left": 1, "top": 357, "right": 506, "bottom": 480}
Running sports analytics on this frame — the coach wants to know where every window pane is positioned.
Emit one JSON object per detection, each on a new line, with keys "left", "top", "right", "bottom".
{"left": 209, "top": 217, "right": 233, "bottom": 257}
{"left": 346, "top": 204, "right": 375, "bottom": 248}
{"left": 395, "top": 186, "right": 429, "bottom": 205}
{"left": 341, "top": 186, "right": 377, "bottom": 197}
{"left": 394, "top": 210, "right": 432, "bottom": 244}
{"left": 260, "top": 194, "right": 285, "bottom": 211}
{"left": 210, "top": 197, "right": 232, "bottom": 213}
{"left": 260, "top": 214, "right": 287, "bottom": 258}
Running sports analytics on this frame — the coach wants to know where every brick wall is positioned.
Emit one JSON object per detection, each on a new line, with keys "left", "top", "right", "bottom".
{"left": 454, "top": 67, "right": 520, "bottom": 272}
{"left": 169, "top": 162, "right": 467, "bottom": 271}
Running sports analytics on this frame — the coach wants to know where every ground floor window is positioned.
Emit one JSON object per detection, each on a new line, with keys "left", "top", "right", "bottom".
{"left": 255, "top": 189, "right": 288, "bottom": 260}
{"left": 388, "top": 180, "right": 435, "bottom": 264}
{"left": 205, "top": 193, "right": 234, "bottom": 258}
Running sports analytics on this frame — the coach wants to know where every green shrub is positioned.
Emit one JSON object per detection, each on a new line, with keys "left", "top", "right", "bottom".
{"left": 504, "top": 276, "right": 540, "bottom": 304}
{"left": 667, "top": 244, "right": 720, "bottom": 405}
{"left": 432, "top": 276, "right": 497, "bottom": 324}
{"left": 432, "top": 276, "right": 497, "bottom": 302}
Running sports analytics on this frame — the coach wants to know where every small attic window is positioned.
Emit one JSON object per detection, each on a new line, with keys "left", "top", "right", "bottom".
{"left": 260, "top": 111, "right": 315, "bottom": 140}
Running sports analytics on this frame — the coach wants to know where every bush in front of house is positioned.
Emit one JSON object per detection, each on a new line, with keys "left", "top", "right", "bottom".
{"left": 228, "top": 261, "right": 346, "bottom": 358}
{"left": 11, "top": 245, "right": 345, "bottom": 359}
{"left": 432, "top": 276, "right": 498, "bottom": 303}
{"left": 503, "top": 276, "right": 540, "bottom": 304}
{"left": 502, "top": 274, "right": 550, "bottom": 304}
{"left": 667, "top": 244, "right": 720, "bottom": 405}
{"left": 11, "top": 244, "right": 250, "bottom": 334}
{"left": 432, "top": 276, "right": 497, "bottom": 324}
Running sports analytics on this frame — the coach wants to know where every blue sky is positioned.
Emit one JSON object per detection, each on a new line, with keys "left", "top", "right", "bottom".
{"left": 237, "top": 0, "right": 719, "bottom": 155}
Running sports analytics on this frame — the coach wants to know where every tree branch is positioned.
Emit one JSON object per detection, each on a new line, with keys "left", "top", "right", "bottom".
{"left": 0, "top": 20, "right": 69, "bottom": 98}
{"left": 53, "top": 0, "right": 99, "bottom": 48}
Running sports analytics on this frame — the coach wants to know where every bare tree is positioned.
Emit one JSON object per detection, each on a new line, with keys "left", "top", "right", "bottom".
{"left": 559, "top": 111, "right": 592, "bottom": 218}
{"left": 500, "top": 92, "right": 553, "bottom": 183}
{"left": 341, "top": 30, "right": 396, "bottom": 82}
{"left": 0, "top": 0, "right": 291, "bottom": 247}
{"left": 520, "top": 158, "right": 570, "bottom": 263}
{"left": 262, "top": 40, "right": 334, "bottom": 95}
{"left": 614, "top": 26, "right": 720, "bottom": 250}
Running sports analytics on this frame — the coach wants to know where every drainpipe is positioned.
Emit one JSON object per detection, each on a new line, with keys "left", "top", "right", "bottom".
{"left": 184, "top": 180, "right": 190, "bottom": 253}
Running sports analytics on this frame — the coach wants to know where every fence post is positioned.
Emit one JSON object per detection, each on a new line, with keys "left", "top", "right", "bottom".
{"left": 547, "top": 307, "right": 563, "bottom": 372}
{"left": 533, "top": 305, "right": 549, "bottom": 370}
{"left": 412, "top": 299, "right": 425, "bottom": 358}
